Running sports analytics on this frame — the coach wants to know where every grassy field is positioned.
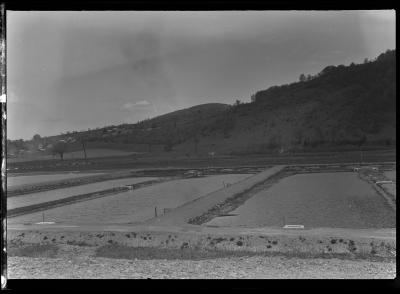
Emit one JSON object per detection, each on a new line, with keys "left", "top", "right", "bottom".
{"left": 7, "top": 149, "right": 396, "bottom": 174}
{"left": 205, "top": 172, "right": 396, "bottom": 229}
{"left": 8, "top": 148, "right": 141, "bottom": 163}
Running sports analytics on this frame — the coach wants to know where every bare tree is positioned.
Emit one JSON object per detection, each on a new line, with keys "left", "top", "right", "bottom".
{"left": 80, "top": 138, "right": 87, "bottom": 160}
{"left": 74, "top": 134, "right": 87, "bottom": 160}
{"left": 52, "top": 140, "right": 67, "bottom": 160}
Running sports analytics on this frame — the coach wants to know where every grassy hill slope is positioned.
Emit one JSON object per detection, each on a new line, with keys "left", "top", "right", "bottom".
{"left": 8, "top": 50, "right": 396, "bottom": 158}
{"left": 173, "top": 50, "right": 396, "bottom": 155}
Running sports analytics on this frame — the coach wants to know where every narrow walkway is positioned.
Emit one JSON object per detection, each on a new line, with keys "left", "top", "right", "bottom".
{"left": 146, "top": 166, "right": 286, "bottom": 226}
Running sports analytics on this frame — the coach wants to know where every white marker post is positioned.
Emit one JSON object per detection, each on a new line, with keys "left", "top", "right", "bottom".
{"left": 283, "top": 215, "right": 304, "bottom": 229}
{"left": 283, "top": 225, "right": 305, "bottom": 229}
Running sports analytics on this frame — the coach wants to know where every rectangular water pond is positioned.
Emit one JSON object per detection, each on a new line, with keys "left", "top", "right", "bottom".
{"left": 8, "top": 177, "right": 157, "bottom": 210}
{"left": 205, "top": 172, "right": 396, "bottom": 229}
{"left": 8, "top": 174, "right": 251, "bottom": 225}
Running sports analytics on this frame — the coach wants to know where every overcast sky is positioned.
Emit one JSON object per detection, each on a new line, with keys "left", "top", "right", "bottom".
{"left": 7, "top": 10, "right": 395, "bottom": 140}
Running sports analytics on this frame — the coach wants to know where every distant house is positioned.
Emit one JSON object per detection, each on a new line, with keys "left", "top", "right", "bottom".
{"left": 65, "top": 137, "right": 76, "bottom": 143}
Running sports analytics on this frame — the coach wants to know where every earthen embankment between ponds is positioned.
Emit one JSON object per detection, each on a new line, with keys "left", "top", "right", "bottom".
{"left": 7, "top": 225, "right": 396, "bottom": 259}
{"left": 146, "top": 166, "right": 286, "bottom": 226}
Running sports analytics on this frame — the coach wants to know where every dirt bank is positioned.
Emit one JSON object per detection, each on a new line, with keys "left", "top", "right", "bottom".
{"left": 7, "top": 225, "right": 396, "bottom": 258}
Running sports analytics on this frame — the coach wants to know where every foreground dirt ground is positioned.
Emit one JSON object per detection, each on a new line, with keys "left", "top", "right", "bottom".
{"left": 8, "top": 254, "right": 395, "bottom": 279}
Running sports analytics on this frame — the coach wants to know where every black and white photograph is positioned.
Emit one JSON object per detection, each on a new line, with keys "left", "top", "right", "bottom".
{"left": 1, "top": 7, "right": 396, "bottom": 282}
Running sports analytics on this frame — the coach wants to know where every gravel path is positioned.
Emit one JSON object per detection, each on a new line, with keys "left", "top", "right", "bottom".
{"left": 7, "top": 255, "right": 395, "bottom": 279}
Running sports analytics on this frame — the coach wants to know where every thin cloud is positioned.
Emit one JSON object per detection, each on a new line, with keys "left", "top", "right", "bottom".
{"left": 122, "top": 100, "right": 151, "bottom": 111}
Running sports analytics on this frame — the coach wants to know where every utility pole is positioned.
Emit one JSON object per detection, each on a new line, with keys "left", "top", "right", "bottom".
{"left": 81, "top": 139, "right": 87, "bottom": 160}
